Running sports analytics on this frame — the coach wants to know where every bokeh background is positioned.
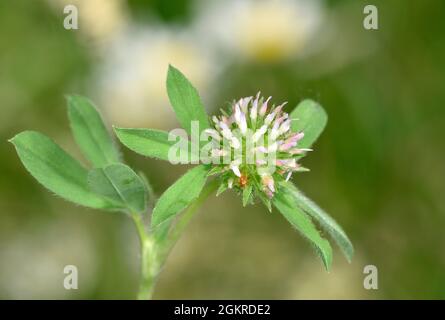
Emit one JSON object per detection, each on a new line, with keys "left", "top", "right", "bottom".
{"left": 1, "top": 0, "right": 444, "bottom": 299}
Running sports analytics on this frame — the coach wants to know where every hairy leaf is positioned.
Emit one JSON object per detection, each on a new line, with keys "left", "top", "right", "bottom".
{"left": 290, "top": 99, "right": 328, "bottom": 149}
{"left": 88, "top": 164, "right": 147, "bottom": 213}
{"left": 166, "top": 65, "right": 210, "bottom": 135}
{"left": 273, "top": 189, "right": 333, "bottom": 271}
{"left": 151, "top": 165, "right": 208, "bottom": 228}
{"left": 216, "top": 180, "right": 229, "bottom": 196}
{"left": 279, "top": 181, "right": 354, "bottom": 262}
{"left": 9, "top": 131, "right": 112, "bottom": 209}
{"left": 242, "top": 185, "right": 253, "bottom": 207}
{"left": 114, "top": 127, "right": 191, "bottom": 162}
{"left": 67, "top": 95, "right": 120, "bottom": 167}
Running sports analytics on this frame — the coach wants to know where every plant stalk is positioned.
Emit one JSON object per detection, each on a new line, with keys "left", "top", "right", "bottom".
{"left": 131, "top": 179, "right": 218, "bottom": 299}
{"left": 165, "top": 179, "right": 219, "bottom": 255}
{"left": 131, "top": 212, "right": 158, "bottom": 300}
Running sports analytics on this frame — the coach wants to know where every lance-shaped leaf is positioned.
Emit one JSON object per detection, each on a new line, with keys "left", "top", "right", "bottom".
{"left": 88, "top": 163, "right": 147, "bottom": 213}
{"left": 166, "top": 65, "right": 210, "bottom": 135}
{"left": 290, "top": 99, "right": 328, "bottom": 149}
{"left": 278, "top": 181, "right": 354, "bottom": 262}
{"left": 273, "top": 189, "right": 333, "bottom": 271}
{"left": 153, "top": 218, "right": 173, "bottom": 246}
{"left": 138, "top": 171, "right": 155, "bottom": 208}
{"left": 9, "top": 131, "right": 112, "bottom": 209}
{"left": 114, "top": 127, "right": 191, "bottom": 162}
{"left": 151, "top": 165, "right": 208, "bottom": 228}
{"left": 67, "top": 95, "right": 121, "bottom": 167}
{"left": 242, "top": 185, "right": 253, "bottom": 207}
{"left": 154, "top": 178, "right": 219, "bottom": 263}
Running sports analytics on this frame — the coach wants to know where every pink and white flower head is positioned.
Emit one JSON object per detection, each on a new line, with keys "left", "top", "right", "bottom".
{"left": 207, "top": 93, "right": 310, "bottom": 208}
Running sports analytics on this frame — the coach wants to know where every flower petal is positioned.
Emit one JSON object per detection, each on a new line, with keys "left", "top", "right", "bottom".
{"left": 231, "top": 165, "right": 241, "bottom": 177}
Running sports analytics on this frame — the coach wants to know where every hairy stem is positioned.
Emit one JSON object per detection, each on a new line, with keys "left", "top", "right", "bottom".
{"left": 131, "top": 212, "right": 158, "bottom": 300}
{"left": 131, "top": 179, "right": 218, "bottom": 299}
{"left": 161, "top": 179, "right": 219, "bottom": 261}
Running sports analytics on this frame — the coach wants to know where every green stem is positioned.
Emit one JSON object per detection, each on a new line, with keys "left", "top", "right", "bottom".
{"left": 171, "top": 180, "right": 218, "bottom": 247}
{"left": 159, "top": 179, "right": 219, "bottom": 266}
{"left": 131, "top": 212, "right": 158, "bottom": 300}
{"left": 131, "top": 179, "right": 218, "bottom": 299}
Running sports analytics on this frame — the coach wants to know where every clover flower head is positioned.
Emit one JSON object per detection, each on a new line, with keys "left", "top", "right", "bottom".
{"left": 205, "top": 93, "right": 311, "bottom": 208}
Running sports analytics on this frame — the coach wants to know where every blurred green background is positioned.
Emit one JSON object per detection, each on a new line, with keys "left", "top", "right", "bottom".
{"left": 1, "top": 0, "right": 444, "bottom": 299}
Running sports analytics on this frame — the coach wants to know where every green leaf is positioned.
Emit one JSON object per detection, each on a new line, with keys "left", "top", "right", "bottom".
{"left": 242, "top": 185, "right": 253, "bottom": 207}
{"left": 258, "top": 192, "right": 272, "bottom": 212}
{"left": 273, "top": 189, "right": 333, "bottom": 271}
{"left": 279, "top": 181, "right": 354, "bottom": 262}
{"left": 166, "top": 65, "right": 210, "bottom": 135}
{"left": 153, "top": 218, "right": 173, "bottom": 244}
{"left": 216, "top": 182, "right": 228, "bottom": 196}
{"left": 138, "top": 171, "right": 155, "bottom": 207}
{"left": 88, "top": 164, "right": 147, "bottom": 213}
{"left": 9, "top": 131, "right": 112, "bottom": 209}
{"left": 207, "top": 166, "right": 226, "bottom": 176}
{"left": 114, "top": 127, "right": 191, "bottom": 162}
{"left": 151, "top": 165, "right": 208, "bottom": 228}
{"left": 67, "top": 95, "right": 121, "bottom": 167}
{"left": 290, "top": 99, "right": 328, "bottom": 149}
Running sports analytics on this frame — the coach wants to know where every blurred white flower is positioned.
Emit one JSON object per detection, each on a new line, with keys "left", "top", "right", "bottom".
{"left": 94, "top": 25, "right": 217, "bottom": 128}
{"left": 193, "top": 0, "right": 324, "bottom": 63}
{"left": 47, "top": 0, "right": 128, "bottom": 51}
